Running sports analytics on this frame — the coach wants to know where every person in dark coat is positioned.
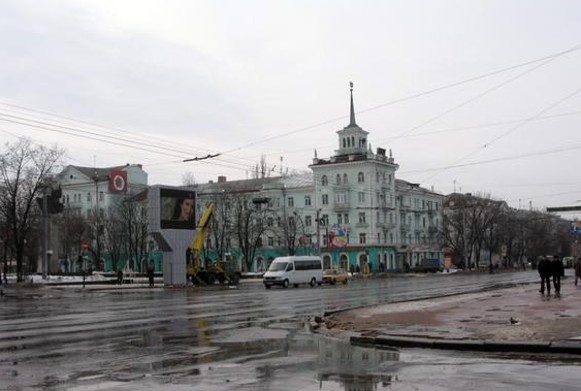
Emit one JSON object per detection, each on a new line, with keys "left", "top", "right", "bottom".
{"left": 574, "top": 257, "right": 581, "bottom": 286}
{"left": 147, "top": 263, "right": 155, "bottom": 287}
{"left": 538, "top": 257, "right": 551, "bottom": 295}
{"left": 117, "top": 269, "right": 123, "bottom": 285}
{"left": 551, "top": 256, "right": 564, "bottom": 296}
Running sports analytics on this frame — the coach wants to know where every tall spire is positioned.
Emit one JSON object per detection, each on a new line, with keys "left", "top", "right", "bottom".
{"left": 349, "top": 81, "right": 357, "bottom": 127}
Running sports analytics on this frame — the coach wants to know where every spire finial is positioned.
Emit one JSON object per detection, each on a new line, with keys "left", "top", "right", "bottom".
{"left": 349, "top": 81, "right": 357, "bottom": 127}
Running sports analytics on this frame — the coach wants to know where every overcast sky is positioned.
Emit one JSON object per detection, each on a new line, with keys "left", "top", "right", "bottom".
{"left": 1, "top": 0, "right": 581, "bottom": 216}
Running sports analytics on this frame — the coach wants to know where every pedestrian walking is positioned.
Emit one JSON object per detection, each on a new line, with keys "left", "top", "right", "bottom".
{"left": 575, "top": 257, "right": 581, "bottom": 286}
{"left": 117, "top": 269, "right": 123, "bottom": 285}
{"left": 551, "top": 256, "right": 564, "bottom": 296}
{"left": 147, "top": 263, "right": 155, "bottom": 287}
{"left": 538, "top": 257, "right": 551, "bottom": 295}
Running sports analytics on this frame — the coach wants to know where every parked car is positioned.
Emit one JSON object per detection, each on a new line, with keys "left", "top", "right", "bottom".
{"left": 323, "top": 269, "right": 349, "bottom": 285}
{"left": 412, "top": 259, "right": 442, "bottom": 273}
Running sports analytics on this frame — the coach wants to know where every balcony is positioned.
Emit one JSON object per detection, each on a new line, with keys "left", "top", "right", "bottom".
{"left": 333, "top": 202, "right": 350, "bottom": 212}
{"left": 376, "top": 222, "right": 396, "bottom": 230}
{"left": 379, "top": 202, "right": 395, "bottom": 210}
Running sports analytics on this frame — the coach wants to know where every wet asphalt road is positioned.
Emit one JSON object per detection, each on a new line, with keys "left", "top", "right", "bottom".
{"left": 2, "top": 270, "right": 581, "bottom": 390}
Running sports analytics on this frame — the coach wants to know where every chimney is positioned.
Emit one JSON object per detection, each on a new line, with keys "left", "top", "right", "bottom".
{"left": 218, "top": 176, "right": 227, "bottom": 183}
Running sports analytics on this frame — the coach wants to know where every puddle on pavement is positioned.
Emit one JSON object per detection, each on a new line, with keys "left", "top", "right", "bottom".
{"left": 316, "top": 336, "right": 400, "bottom": 389}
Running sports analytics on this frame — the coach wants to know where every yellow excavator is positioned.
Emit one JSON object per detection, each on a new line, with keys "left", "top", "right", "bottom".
{"left": 186, "top": 202, "right": 240, "bottom": 285}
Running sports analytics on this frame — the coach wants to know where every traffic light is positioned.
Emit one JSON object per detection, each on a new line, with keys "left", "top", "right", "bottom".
{"left": 48, "top": 187, "right": 64, "bottom": 214}
{"left": 36, "top": 186, "right": 64, "bottom": 214}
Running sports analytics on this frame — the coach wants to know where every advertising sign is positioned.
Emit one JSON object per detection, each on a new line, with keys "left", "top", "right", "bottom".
{"left": 160, "top": 188, "right": 196, "bottom": 229}
{"left": 328, "top": 224, "right": 349, "bottom": 248}
{"left": 109, "top": 169, "right": 128, "bottom": 193}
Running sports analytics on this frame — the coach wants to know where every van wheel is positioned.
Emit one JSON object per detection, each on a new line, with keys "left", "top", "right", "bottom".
{"left": 283, "top": 279, "right": 289, "bottom": 288}
{"left": 310, "top": 277, "right": 316, "bottom": 287}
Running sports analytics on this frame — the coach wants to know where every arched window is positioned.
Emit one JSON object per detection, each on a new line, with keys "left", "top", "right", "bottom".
{"left": 342, "top": 138, "right": 346, "bottom": 148}
{"left": 351, "top": 136, "right": 355, "bottom": 147}
{"left": 322, "top": 175, "right": 328, "bottom": 186}
{"left": 336, "top": 174, "right": 341, "bottom": 185}
{"left": 343, "top": 173, "right": 348, "bottom": 184}
{"left": 376, "top": 171, "right": 380, "bottom": 183}
{"left": 358, "top": 172, "right": 364, "bottom": 183}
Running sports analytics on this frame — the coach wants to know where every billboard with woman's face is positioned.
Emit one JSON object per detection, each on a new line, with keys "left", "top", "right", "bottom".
{"left": 160, "top": 188, "right": 196, "bottom": 229}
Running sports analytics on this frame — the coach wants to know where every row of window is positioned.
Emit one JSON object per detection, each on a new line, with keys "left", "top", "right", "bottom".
{"left": 287, "top": 192, "right": 439, "bottom": 212}
{"left": 66, "top": 208, "right": 105, "bottom": 219}
{"left": 264, "top": 210, "right": 439, "bottom": 230}
{"left": 320, "top": 171, "right": 394, "bottom": 187}
{"left": 206, "top": 228, "right": 437, "bottom": 250}
{"left": 67, "top": 192, "right": 104, "bottom": 204}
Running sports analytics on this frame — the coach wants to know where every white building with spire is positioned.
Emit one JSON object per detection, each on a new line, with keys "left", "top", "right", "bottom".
{"left": 308, "top": 84, "right": 444, "bottom": 271}
{"left": 192, "top": 84, "right": 445, "bottom": 272}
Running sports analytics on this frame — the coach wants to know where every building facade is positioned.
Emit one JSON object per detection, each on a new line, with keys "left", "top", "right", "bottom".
{"left": 193, "top": 87, "right": 445, "bottom": 272}
{"left": 51, "top": 164, "right": 150, "bottom": 272}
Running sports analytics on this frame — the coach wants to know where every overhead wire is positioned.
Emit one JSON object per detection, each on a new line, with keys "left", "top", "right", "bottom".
{"left": 421, "top": 84, "right": 581, "bottom": 183}
{"left": 220, "top": 42, "right": 581, "bottom": 155}
{"left": 1, "top": 43, "right": 580, "bottom": 193}
{"left": 0, "top": 110, "right": 262, "bottom": 173}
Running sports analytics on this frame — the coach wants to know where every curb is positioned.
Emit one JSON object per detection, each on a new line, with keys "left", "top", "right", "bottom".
{"left": 351, "top": 335, "right": 581, "bottom": 355}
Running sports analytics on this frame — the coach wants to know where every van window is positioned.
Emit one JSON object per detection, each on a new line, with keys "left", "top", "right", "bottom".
{"left": 294, "top": 259, "right": 322, "bottom": 270}
{"left": 286, "top": 263, "right": 294, "bottom": 271}
{"left": 268, "top": 262, "right": 287, "bottom": 272}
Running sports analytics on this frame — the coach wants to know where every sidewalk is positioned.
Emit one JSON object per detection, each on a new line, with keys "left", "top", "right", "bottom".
{"left": 317, "top": 281, "right": 581, "bottom": 354}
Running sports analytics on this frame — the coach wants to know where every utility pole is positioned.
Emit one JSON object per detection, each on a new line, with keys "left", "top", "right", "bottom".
{"left": 42, "top": 187, "right": 49, "bottom": 280}
{"left": 316, "top": 208, "right": 321, "bottom": 255}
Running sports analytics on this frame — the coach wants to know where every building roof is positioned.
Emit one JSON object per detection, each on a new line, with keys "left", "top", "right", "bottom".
{"left": 193, "top": 173, "right": 313, "bottom": 196}
{"left": 59, "top": 164, "right": 127, "bottom": 182}
{"left": 396, "top": 179, "right": 445, "bottom": 198}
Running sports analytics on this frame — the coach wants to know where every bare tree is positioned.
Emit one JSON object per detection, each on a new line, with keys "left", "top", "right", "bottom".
{"left": 279, "top": 211, "right": 302, "bottom": 256}
{"left": 467, "top": 196, "right": 503, "bottom": 269}
{"left": 442, "top": 208, "right": 467, "bottom": 267}
{"left": 0, "top": 139, "right": 64, "bottom": 281}
{"left": 102, "top": 209, "right": 126, "bottom": 272}
{"left": 252, "top": 155, "right": 270, "bottom": 179}
{"left": 233, "top": 196, "right": 269, "bottom": 272}
{"left": 53, "top": 206, "right": 88, "bottom": 269}
{"left": 115, "top": 194, "right": 149, "bottom": 271}
{"left": 85, "top": 209, "right": 106, "bottom": 270}
{"left": 182, "top": 172, "right": 197, "bottom": 186}
{"left": 208, "top": 192, "right": 233, "bottom": 260}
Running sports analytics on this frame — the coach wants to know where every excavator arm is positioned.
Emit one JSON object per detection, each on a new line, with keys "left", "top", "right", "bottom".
{"left": 187, "top": 202, "right": 214, "bottom": 277}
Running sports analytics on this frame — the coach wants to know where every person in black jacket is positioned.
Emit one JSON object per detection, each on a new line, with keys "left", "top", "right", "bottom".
{"left": 552, "top": 256, "right": 564, "bottom": 296}
{"left": 538, "top": 257, "right": 551, "bottom": 295}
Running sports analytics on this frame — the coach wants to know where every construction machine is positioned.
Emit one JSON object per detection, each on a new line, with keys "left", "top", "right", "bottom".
{"left": 186, "top": 202, "right": 241, "bottom": 285}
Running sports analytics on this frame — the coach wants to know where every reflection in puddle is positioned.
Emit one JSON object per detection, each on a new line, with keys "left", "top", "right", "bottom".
{"left": 317, "top": 336, "right": 400, "bottom": 390}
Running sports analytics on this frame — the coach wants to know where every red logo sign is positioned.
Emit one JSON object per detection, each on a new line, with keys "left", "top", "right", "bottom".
{"left": 109, "top": 169, "right": 128, "bottom": 193}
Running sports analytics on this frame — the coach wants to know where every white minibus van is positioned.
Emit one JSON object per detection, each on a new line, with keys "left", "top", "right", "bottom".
{"left": 263, "top": 256, "right": 323, "bottom": 289}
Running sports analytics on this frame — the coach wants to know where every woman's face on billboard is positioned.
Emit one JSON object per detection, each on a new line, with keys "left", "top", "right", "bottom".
{"left": 179, "top": 198, "right": 194, "bottom": 221}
